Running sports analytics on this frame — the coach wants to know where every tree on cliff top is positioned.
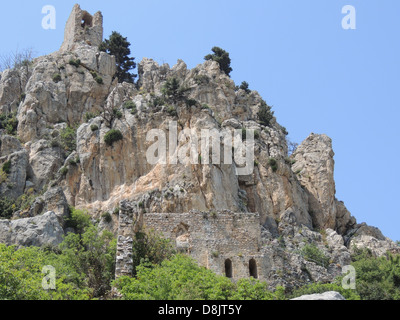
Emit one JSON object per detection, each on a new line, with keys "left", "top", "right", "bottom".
{"left": 99, "top": 31, "right": 136, "bottom": 84}
{"left": 204, "top": 46, "right": 233, "bottom": 77}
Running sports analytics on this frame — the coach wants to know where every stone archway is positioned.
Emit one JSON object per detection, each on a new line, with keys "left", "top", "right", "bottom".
{"left": 225, "top": 259, "right": 233, "bottom": 278}
{"left": 81, "top": 11, "right": 93, "bottom": 28}
{"left": 249, "top": 258, "right": 258, "bottom": 279}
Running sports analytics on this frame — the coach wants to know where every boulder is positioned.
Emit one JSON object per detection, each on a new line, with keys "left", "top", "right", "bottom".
{"left": 0, "top": 211, "right": 64, "bottom": 248}
{"left": 291, "top": 291, "right": 346, "bottom": 300}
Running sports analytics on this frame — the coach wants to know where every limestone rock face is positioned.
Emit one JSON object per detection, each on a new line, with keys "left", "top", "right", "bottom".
{"left": 0, "top": 211, "right": 64, "bottom": 248}
{"left": 346, "top": 223, "right": 400, "bottom": 257}
{"left": 292, "top": 134, "right": 356, "bottom": 233}
{"left": 27, "top": 140, "right": 64, "bottom": 192}
{"left": 17, "top": 47, "right": 116, "bottom": 142}
{"left": 0, "top": 135, "right": 28, "bottom": 199}
{"left": 58, "top": 58, "right": 313, "bottom": 234}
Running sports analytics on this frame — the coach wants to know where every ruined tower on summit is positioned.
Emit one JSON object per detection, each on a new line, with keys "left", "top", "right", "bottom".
{"left": 60, "top": 4, "right": 103, "bottom": 52}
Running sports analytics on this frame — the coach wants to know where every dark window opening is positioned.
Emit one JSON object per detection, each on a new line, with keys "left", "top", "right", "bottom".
{"left": 225, "top": 259, "right": 233, "bottom": 278}
{"left": 81, "top": 12, "right": 93, "bottom": 28}
{"left": 249, "top": 259, "right": 258, "bottom": 279}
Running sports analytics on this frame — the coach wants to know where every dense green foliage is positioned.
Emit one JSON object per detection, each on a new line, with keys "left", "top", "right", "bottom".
{"left": 0, "top": 244, "right": 90, "bottom": 300}
{"left": 2, "top": 160, "right": 11, "bottom": 175}
{"left": 161, "top": 77, "right": 190, "bottom": 104}
{"left": 0, "top": 188, "right": 37, "bottom": 219}
{"left": 99, "top": 31, "right": 136, "bottom": 83}
{"left": 51, "top": 125, "right": 77, "bottom": 157}
{"left": 257, "top": 100, "right": 274, "bottom": 127}
{"left": 292, "top": 249, "right": 400, "bottom": 300}
{"left": 300, "top": 243, "right": 330, "bottom": 268}
{"left": 0, "top": 112, "right": 18, "bottom": 135}
{"left": 268, "top": 158, "right": 278, "bottom": 173}
{"left": 0, "top": 207, "right": 116, "bottom": 300}
{"left": 131, "top": 229, "right": 176, "bottom": 276}
{"left": 115, "top": 255, "right": 286, "bottom": 300}
{"left": 0, "top": 197, "right": 15, "bottom": 219}
{"left": 204, "top": 47, "right": 233, "bottom": 77}
{"left": 104, "top": 129, "right": 123, "bottom": 146}
{"left": 239, "top": 81, "right": 251, "bottom": 94}
{"left": 350, "top": 250, "right": 400, "bottom": 300}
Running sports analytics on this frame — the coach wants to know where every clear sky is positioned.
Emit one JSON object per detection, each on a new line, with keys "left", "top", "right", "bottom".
{"left": 1, "top": 1, "right": 399, "bottom": 241}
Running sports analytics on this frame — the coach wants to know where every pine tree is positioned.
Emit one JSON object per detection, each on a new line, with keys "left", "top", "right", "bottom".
{"left": 204, "top": 47, "right": 233, "bottom": 77}
{"left": 99, "top": 31, "right": 136, "bottom": 83}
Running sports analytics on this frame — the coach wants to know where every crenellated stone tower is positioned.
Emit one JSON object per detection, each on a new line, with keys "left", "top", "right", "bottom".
{"left": 60, "top": 4, "right": 103, "bottom": 52}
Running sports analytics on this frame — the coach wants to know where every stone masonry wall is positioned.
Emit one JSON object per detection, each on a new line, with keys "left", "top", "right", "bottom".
{"left": 115, "top": 205, "right": 265, "bottom": 281}
{"left": 143, "top": 210, "right": 263, "bottom": 280}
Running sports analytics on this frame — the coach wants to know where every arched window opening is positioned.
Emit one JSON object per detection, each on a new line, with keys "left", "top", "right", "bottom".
{"left": 225, "top": 259, "right": 233, "bottom": 278}
{"left": 249, "top": 259, "right": 258, "bottom": 279}
{"left": 81, "top": 12, "right": 93, "bottom": 28}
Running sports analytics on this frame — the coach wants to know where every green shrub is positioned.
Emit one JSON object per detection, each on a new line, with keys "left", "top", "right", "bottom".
{"left": 152, "top": 96, "right": 165, "bottom": 108}
{"left": 300, "top": 243, "right": 330, "bottom": 268}
{"left": 166, "top": 105, "right": 178, "bottom": 117}
{"left": 123, "top": 101, "right": 136, "bottom": 110}
{"left": 0, "top": 197, "right": 16, "bottom": 219}
{"left": 2, "top": 160, "right": 12, "bottom": 175}
{"left": 60, "top": 166, "right": 69, "bottom": 177}
{"left": 95, "top": 76, "right": 103, "bottom": 85}
{"left": 268, "top": 158, "right": 278, "bottom": 172}
{"left": 60, "top": 126, "right": 77, "bottom": 156}
{"left": 90, "top": 124, "right": 99, "bottom": 132}
{"left": 257, "top": 100, "right": 274, "bottom": 127}
{"left": 85, "top": 112, "right": 99, "bottom": 122}
{"left": 194, "top": 74, "right": 210, "bottom": 85}
{"left": 104, "top": 129, "right": 123, "bottom": 146}
{"left": 68, "top": 157, "right": 80, "bottom": 166}
{"left": 162, "top": 77, "right": 190, "bottom": 103}
{"left": 52, "top": 73, "right": 62, "bottom": 83}
{"left": 102, "top": 212, "right": 112, "bottom": 223}
{"left": 89, "top": 70, "right": 98, "bottom": 78}
{"left": 185, "top": 99, "right": 198, "bottom": 107}
{"left": 66, "top": 206, "right": 91, "bottom": 234}
{"left": 239, "top": 81, "right": 251, "bottom": 94}
{"left": 68, "top": 59, "right": 81, "bottom": 68}
{"left": 130, "top": 229, "right": 175, "bottom": 276}
{"left": 0, "top": 112, "right": 18, "bottom": 136}
{"left": 113, "top": 109, "right": 123, "bottom": 120}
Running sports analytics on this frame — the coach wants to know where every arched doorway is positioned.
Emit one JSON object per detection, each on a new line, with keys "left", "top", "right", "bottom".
{"left": 249, "top": 259, "right": 258, "bottom": 279}
{"left": 225, "top": 259, "right": 233, "bottom": 278}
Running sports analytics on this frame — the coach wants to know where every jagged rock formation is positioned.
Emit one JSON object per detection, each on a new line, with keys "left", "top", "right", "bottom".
{"left": 0, "top": 4, "right": 398, "bottom": 288}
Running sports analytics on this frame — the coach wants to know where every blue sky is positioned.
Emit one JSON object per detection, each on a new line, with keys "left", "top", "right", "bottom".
{"left": 1, "top": 1, "right": 399, "bottom": 240}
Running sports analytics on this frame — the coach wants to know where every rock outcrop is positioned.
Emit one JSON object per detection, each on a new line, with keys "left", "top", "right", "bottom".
{"left": 0, "top": 212, "right": 64, "bottom": 248}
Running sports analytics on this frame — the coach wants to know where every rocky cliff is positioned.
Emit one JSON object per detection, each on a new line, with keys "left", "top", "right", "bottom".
{"left": 0, "top": 4, "right": 397, "bottom": 289}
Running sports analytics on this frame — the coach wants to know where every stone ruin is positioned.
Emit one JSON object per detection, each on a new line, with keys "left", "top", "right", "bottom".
{"left": 115, "top": 200, "right": 265, "bottom": 281}
{"left": 60, "top": 4, "right": 103, "bottom": 52}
